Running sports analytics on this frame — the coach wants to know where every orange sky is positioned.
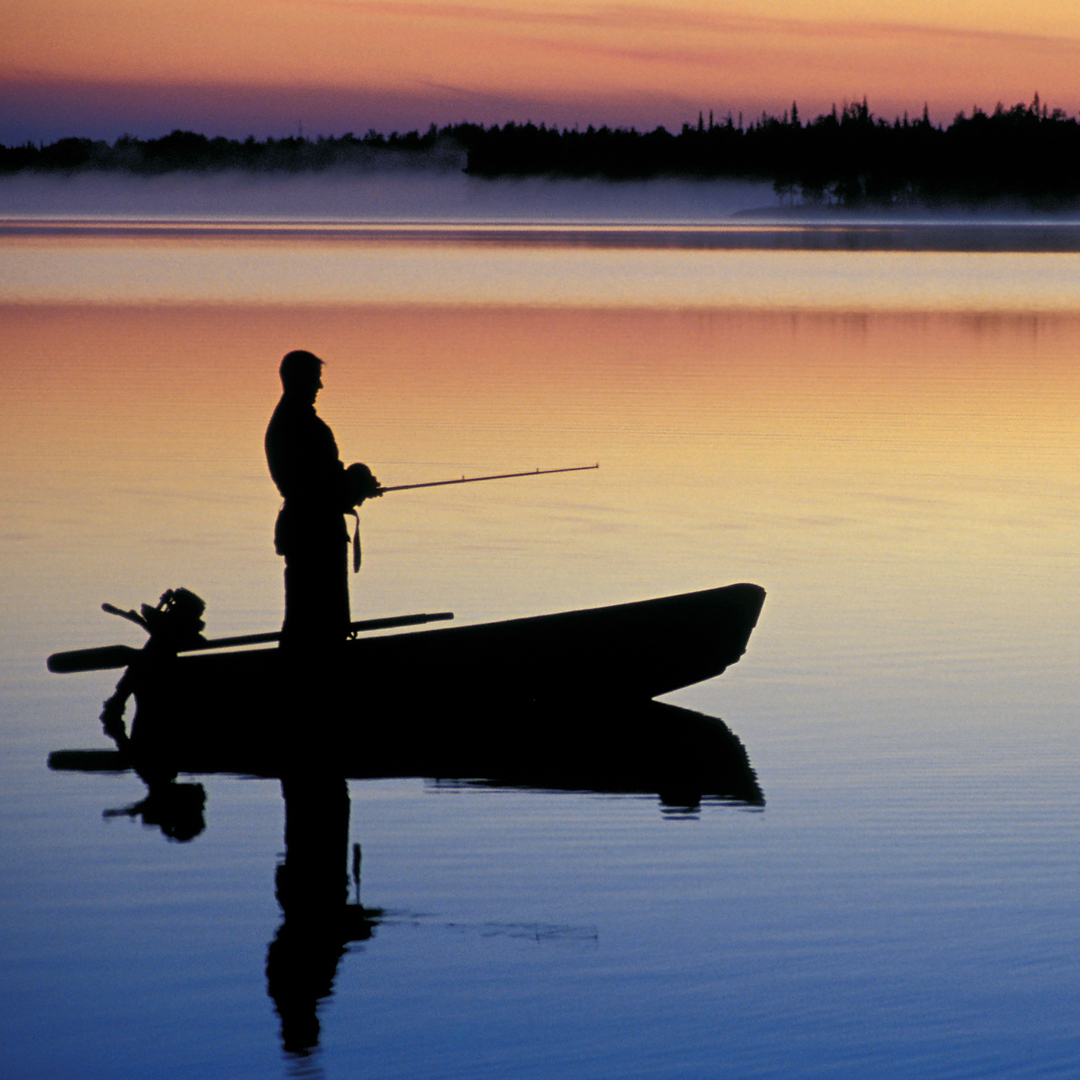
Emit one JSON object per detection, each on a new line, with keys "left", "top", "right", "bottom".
{"left": 4, "top": 0, "right": 1080, "bottom": 141}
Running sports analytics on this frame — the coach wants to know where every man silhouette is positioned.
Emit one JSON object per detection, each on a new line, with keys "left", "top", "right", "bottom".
{"left": 265, "top": 351, "right": 379, "bottom": 648}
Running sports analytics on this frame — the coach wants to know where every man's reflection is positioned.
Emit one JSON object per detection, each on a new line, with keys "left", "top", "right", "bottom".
{"left": 266, "top": 772, "right": 381, "bottom": 1057}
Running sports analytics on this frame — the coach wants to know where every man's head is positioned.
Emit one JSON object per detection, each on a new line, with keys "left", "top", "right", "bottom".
{"left": 279, "top": 350, "right": 323, "bottom": 403}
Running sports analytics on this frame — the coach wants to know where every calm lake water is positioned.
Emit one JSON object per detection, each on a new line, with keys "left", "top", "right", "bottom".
{"left": 1, "top": 215, "right": 1079, "bottom": 1078}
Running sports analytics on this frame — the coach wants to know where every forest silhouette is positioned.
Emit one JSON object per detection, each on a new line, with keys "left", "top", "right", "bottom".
{"left": 5, "top": 97, "right": 1080, "bottom": 208}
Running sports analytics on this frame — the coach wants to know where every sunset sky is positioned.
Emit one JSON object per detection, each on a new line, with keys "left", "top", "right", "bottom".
{"left": 4, "top": 0, "right": 1080, "bottom": 143}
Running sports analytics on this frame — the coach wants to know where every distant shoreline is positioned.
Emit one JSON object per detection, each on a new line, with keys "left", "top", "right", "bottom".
{"left": 5, "top": 98, "right": 1080, "bottom": 211}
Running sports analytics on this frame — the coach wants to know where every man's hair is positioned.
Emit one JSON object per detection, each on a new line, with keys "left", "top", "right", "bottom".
{"left": 280, "top": 350, "right": 323, "bottom": 386}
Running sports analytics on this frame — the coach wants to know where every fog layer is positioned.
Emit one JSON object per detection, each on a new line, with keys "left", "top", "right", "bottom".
{"left": 0, "top": 170, "right": 777, "bottom": 223}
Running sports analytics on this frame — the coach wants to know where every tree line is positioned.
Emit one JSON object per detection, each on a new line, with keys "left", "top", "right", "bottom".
{"left": 0, "top": 125, "right": 466, "bottom": 175}
{"left": 4, "top": 97, "right": 1080, "bottom": 207}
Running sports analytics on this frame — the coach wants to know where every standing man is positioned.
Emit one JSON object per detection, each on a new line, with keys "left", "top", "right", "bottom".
{"left": 265, "top": 350, "right": 380, "bottom": 649}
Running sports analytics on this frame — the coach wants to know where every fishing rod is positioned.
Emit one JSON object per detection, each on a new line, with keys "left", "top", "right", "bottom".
{"left": 377, "top": 463, "right": 598, "bottom": 493}
{"left": 344, "top": 462, "right": 596, "bottom": 570}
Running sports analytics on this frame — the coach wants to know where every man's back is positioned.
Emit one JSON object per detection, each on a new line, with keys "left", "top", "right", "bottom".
{"left": 265, "top": 393, "right": 347, "bottom": 511}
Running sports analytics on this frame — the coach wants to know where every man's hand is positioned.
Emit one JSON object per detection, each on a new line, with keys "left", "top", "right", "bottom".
{"left": 346, "top": 462, "right": 382, "bottom": 506}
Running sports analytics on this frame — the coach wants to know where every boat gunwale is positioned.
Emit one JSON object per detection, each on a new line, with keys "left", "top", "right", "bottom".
{"left": 172, "top": 582, "right": 766, "bottom": 667}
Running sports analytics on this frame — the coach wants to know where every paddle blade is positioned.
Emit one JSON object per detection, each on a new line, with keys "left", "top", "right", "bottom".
{"left": 48, "top": 749, "right": 130, "bottom": 772}
{"left": 47, "top": 644, "right": 140, "bottom": 673}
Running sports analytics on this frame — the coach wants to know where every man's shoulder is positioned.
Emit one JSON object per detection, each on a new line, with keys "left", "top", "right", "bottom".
{"left": 267, "top": 397, "right": 317, "bottom": 437}
{"left": 268, "top": 395, "right": 313, "bottom": 421}
{"left": 266, "top": 399, "right": 340, "bottom": 462}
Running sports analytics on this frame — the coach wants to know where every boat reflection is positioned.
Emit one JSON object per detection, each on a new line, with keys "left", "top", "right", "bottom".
{"left": 49, "top": 698, "right": 762, "bottom": 1058}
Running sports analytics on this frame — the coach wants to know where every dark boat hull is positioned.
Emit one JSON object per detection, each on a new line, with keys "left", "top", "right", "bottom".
{"left": 180, "top": 579, "right": 764, "bottom": 700}
{"left": 129, "top": 582, "right": 763, "bottom": 776}
{"left": 357, "top": 580, "right": 764, "bottom": 702}
{"left": 73, "top": 583, "right": 765, "bottom": 790}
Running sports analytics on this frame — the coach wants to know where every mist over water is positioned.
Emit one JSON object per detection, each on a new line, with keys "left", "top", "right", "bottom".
{"left": 9, "top": 169, "right": 1080, "bottom": 227}
{"left": 0, "top": 169, "right": 778, "bottom": 222}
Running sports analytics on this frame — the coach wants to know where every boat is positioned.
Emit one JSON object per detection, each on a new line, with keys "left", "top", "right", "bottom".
{"left": 48, "top": 582, "right": 765, "bottom": 797}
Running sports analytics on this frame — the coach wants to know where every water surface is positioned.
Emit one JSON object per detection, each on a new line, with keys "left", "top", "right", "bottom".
{"left": 1, "top": 221, "right": 1078, "bottom": 1078}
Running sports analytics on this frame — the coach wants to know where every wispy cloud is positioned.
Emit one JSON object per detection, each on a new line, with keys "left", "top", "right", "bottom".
{"left": 284, "top": 0, "right": 1080, "bottom": 53}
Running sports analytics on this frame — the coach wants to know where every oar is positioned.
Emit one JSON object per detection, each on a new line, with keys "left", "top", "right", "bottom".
{"left": 48, "top": 644, "right": 142, "bottom": 674}
{"left": 47, "top": 611, "right": 454, "bottom": 673}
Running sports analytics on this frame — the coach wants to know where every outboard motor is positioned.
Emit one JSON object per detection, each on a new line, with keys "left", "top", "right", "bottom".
{"left": 99, "top": 589, "right": 207, "bottom": 783}
{"left": 134, "top": 588, "right": 207, "bottom": 650}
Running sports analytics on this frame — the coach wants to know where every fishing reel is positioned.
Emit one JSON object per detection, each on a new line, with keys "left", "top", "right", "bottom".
{"left": 346, "top": 462, "right": 382, "bottom": 506}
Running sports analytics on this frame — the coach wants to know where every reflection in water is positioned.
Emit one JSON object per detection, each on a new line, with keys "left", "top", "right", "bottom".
{"left": 433, "top": 700, "right": 764, "bottom": 809}
{"left": 50, "top": 697, "right": 761, "bottom": 1058}
{"left": 50, "top": 698, "right": 764, "bottom": 808}
{"left": 102, "top": 781, "right": 207, "bottom": 842}
{"left": 261, "top": 703, "right": 760, "bottom": 1057}
{"left": 267, "top": 772, "right": 381, "bottom": 1058}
